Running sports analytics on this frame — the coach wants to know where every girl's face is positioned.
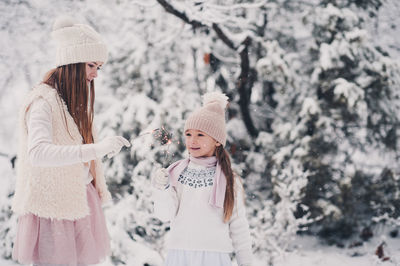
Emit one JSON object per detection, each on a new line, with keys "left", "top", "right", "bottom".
{"left": 85, "top": 62, "right": 103, "bottom": 83}
{"left": 185, "top": 129, "right": 221, "bottom": 157}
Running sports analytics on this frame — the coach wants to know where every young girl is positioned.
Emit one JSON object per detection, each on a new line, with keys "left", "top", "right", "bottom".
{"left": 152, "top": 92, "right": 253, "bottom": 266}
{"left": 12, "top": 16, "right": 130, "bottom": 266}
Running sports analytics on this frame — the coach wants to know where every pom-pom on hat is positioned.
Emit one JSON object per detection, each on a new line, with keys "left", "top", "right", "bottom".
{"left": 184, "top": 92, "right": 229, "bottom": 146}
{"left": 51, "top": 16, "right": 108, "bottom": 67}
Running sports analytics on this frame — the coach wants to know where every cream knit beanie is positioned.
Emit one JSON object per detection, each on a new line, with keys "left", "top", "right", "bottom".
{"left": 184, "top": 92, "right": 229, "bottom": 146}
{"left": 51, "top": 16, "right": 108, "bottom": 67}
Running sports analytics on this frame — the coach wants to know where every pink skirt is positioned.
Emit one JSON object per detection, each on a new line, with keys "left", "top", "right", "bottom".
{"left": 12, "top": 183, "right": 110, "bottom": 265}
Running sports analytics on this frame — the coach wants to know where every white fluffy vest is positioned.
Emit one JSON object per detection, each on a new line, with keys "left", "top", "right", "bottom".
{"left": 12, "top": 84, "right": 111, "bottom": 220}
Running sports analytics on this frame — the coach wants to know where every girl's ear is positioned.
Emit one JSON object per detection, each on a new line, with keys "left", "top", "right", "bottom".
{"left": 216, "top": 142, "right": 221, "bottom": 147}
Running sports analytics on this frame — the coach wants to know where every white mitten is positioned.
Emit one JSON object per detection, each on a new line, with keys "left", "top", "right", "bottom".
{"left": 236, "top": 249, "right": 253, "bottom": 266}
{"left": 152, "top": 168, "right": 170, "bottom": 190}
{"left": 94, "top": 136, "right": 131, "bottom": 159}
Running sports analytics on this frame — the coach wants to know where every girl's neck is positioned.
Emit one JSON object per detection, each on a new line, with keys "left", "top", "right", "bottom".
{"left": 189, "top": 155, "right": 217, "bottom": 168}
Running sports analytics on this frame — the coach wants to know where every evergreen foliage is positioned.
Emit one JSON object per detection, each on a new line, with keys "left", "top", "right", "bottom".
{"left": 0, "top": 0, "right": 399, "bottom": 264}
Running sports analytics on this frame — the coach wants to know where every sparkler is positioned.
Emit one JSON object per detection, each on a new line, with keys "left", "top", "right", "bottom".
{"left": 154, "top": 126, "right": 175, "bottom": 167}
{"left": 137, "top": 128, "right": 160, "bottom": 138}
{"left": 133, "top": 126, "right": 177, "bottom": 167}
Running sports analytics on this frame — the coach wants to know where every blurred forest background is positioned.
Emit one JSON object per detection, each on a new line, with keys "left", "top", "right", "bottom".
{"left": 0, "top": 0, "right": 400, "bottom": 265}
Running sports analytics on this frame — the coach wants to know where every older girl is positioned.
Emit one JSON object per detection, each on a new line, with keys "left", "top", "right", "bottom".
{"left": 12, "top": 16, "right": 130, "bottom": 266}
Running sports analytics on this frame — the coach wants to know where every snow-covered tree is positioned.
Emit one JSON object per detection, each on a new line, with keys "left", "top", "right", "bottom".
{"left": 1, "top": 0, "right": 400, "bottom": 265}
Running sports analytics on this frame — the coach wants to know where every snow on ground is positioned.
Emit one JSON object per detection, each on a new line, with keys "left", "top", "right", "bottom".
{"left": 274, "top": 234, "right": 400, "bottom": 266}
{"left": 99, "top": 234, "right": 400, "bottom": 265}
{"left": 99, "top": 233, "right": 398, "bottom": 266}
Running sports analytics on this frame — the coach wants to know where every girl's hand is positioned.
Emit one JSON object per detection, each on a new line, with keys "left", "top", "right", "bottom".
{"left": 152, "top": 168, "right": 169, "bottom": 190}
{"left": 94, "top": 136, "right": 131, "bottom": 159}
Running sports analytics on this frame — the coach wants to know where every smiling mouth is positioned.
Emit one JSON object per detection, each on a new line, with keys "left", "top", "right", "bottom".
{"left": 190, "top": 147, "right": 200, "bottom": 150}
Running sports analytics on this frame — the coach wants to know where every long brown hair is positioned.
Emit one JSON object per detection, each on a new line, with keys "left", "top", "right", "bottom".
{"left": 215, "top": 145, "right": 235, "bottom": 222}
{"left": 42, "top": 63, "right": 94, "bottom": 144}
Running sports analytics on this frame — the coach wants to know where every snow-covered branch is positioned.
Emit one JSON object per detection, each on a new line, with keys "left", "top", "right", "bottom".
{"left": 156, "top": 0, "right": 259, "bottom": 137}
{"left": 156, "top": 0, "right": 205, "bottom": 29}
{"left": 205, "top": 1, "right": 267, "bottom": 11}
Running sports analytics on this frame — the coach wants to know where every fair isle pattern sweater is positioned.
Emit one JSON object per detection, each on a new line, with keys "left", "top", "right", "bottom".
{"left": 153, "top": 162, "right": 253, "bottom": 263}
{"left": 12, "top": 84, "right": 111, "bottom": 220}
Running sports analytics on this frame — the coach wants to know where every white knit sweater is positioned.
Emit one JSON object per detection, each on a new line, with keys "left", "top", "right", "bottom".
{"left": 153, "top": 161, "right": 253, "bottom": 265}
{"left": 26, "top": 98, "right": 93, "bottom": 184}
{"left": 12, "top": 84, "right": 111, "bottom": 220}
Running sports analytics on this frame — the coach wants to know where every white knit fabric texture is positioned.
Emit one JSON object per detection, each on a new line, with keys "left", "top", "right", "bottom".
{"left": 51, "top": 16, "right": 108, "bottom": 67}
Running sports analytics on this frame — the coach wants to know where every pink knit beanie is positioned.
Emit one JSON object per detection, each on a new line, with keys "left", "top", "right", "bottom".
{"left": 184, "top": 92, "right": 229, "bottom": 146}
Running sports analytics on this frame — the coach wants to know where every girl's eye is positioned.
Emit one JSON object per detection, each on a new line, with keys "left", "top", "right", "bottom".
{"left": 185, "top": 133, "right": 191, "bottom": 137}
{"left": 88, "top": 64, "right": 95, "bottom": 68}
{"left": 198, "top": 133, "right": 204, "bottom": 136}
{"left": 97, "top": 67, "right": 101, "bottom": 70}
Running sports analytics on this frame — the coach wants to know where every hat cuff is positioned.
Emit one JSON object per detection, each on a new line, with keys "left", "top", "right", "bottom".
{"left": 56, "top": 43, "right": 108, "bottom": 67}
